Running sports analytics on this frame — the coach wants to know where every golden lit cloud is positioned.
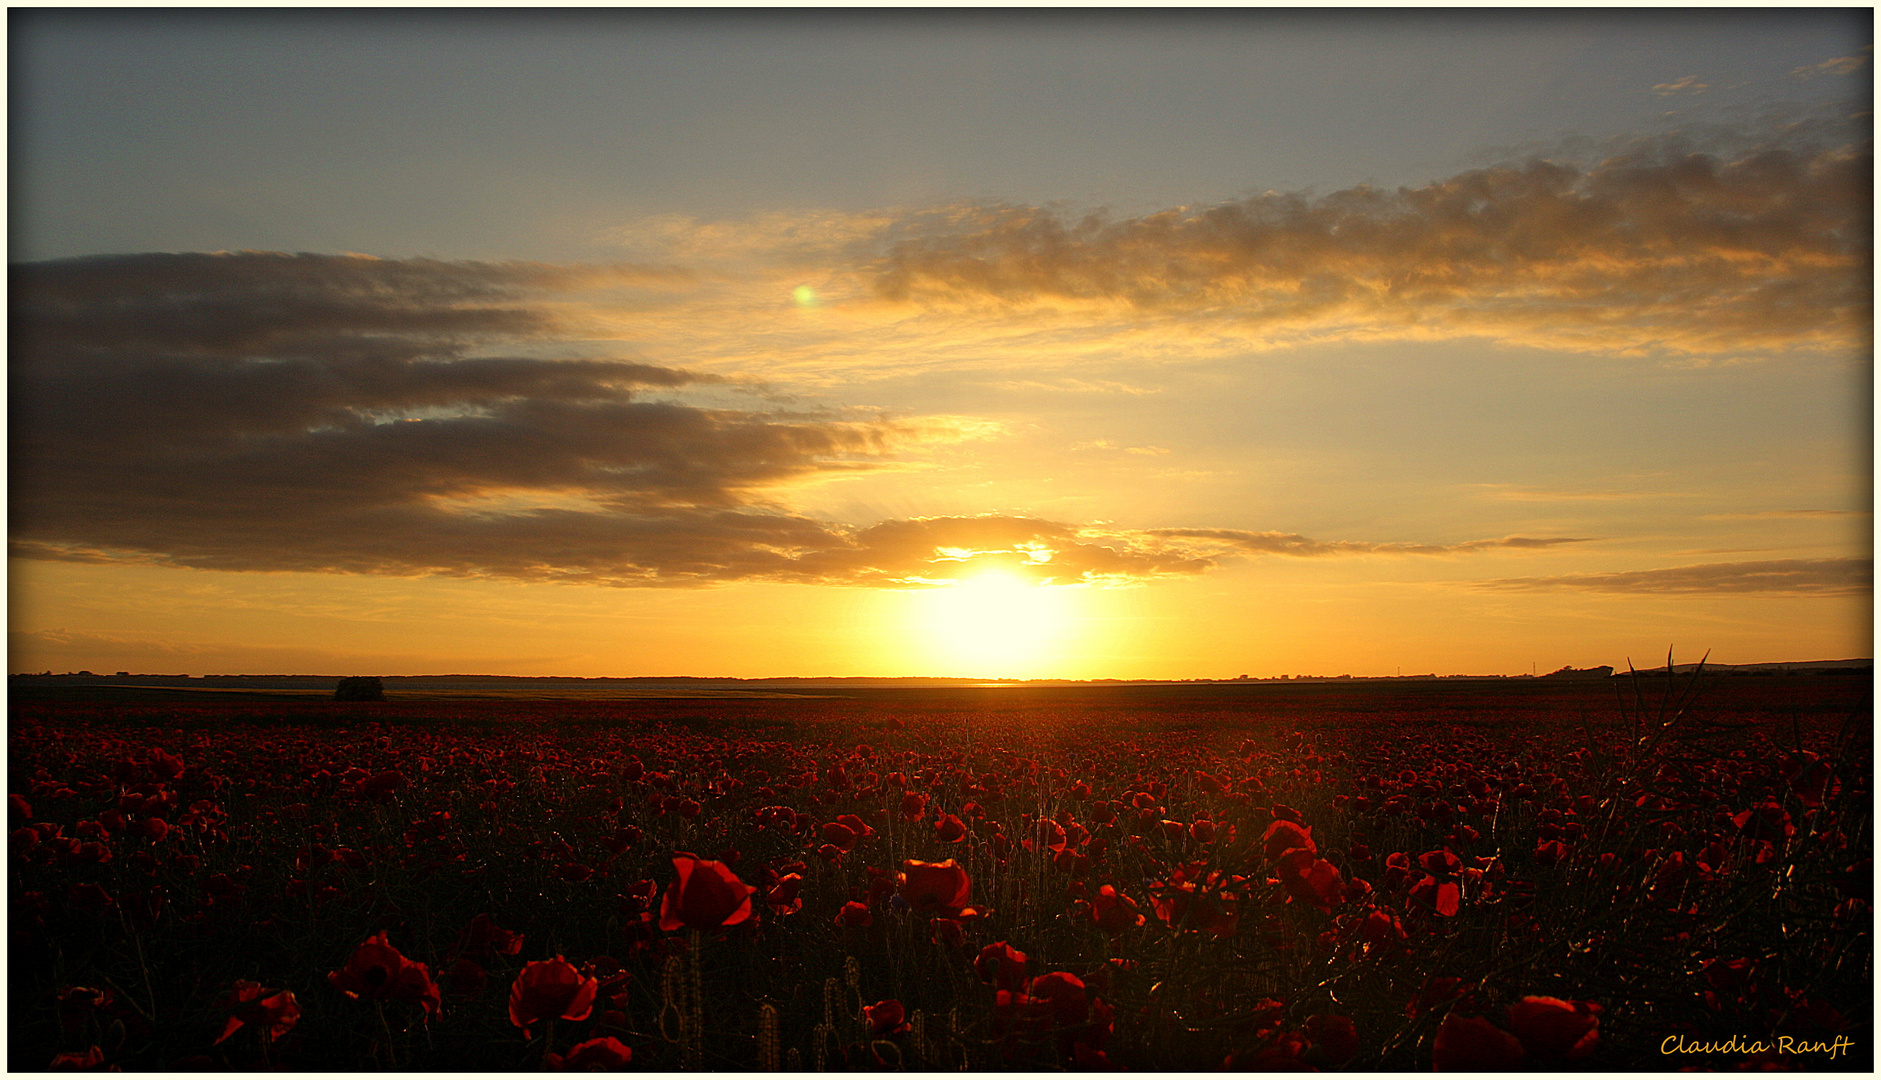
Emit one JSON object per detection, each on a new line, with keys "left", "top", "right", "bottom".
{"left": 858, "top": 139, "right": 1869, "bottom": 360}
{"left": 566, "top": 117, "right": 1869, "bottom": 386}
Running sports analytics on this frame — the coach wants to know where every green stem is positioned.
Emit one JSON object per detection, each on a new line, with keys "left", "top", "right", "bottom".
{"left": 375, "top": 1000, "right": 396, "bottom": 1069}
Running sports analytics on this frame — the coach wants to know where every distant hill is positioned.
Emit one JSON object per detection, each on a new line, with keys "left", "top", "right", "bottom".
{"left": 1615, "top": 658, "right": 1871, "bottom": 675}
{"left": 1540, "top": 665, "right": 1615, "bottom": 679}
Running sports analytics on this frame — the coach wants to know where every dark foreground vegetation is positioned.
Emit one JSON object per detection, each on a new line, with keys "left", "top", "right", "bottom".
{"left": 10, "top": 674, "right": 1870, "bottom": 1070}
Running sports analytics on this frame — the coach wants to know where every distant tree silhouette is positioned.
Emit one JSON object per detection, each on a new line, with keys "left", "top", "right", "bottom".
{"left": 334, "top": 676, "right": 385, "bottom": 701}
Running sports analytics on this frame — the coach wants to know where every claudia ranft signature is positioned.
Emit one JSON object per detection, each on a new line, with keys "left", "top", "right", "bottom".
{"left": 1661, "top": 1034, "right": 1856, "bottom": 1060}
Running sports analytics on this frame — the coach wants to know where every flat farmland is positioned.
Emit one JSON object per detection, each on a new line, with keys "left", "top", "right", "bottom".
{"left": 10, "top": 674, "right": 1870, "bottom": 1071}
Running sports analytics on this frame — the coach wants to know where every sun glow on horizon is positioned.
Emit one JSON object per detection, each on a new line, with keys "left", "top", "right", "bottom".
{"left": 913, "top": 568, "right": 1077, "bottom": 677}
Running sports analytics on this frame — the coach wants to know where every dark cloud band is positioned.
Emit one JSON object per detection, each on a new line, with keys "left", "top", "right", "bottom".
{"left": 1477, "top": 557, "right": 1872, "bottom": 596}
{"left": 2, "top": 250, "right": 1725, "bottom": 592}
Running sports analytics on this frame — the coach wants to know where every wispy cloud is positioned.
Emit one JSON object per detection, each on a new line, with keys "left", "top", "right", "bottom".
{"left": 1071, "top": 440, "right": 1170, "bottom": 456}
{"left": 1652, "top": 75, "right": 1709, "bottom": 95}
{"left": 1701, "top": 509, "right": 1872, "bottom": 520}
{"left": 1477, "top": 557, "right": 1872, "bottom": 595}
{"left": 1472, "top": 485, "right": 1679, "bottom": 503}
{"left": 1142, "top": 529, "right": 1594, "bottom": 558}
{"left": 985, "top": 378, "right": 1162, "bottom": 396}
{"left": 1790, "top": 54, "right": 1869, "bottom": 79}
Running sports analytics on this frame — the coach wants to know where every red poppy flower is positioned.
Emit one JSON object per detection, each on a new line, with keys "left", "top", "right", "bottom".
{"left": 215, "top": 981, "right": 301, "bottom": 1045}
{"left": 456, "top": 913, "right": 525, "bottom": 960}
{"left": 1150, "top": 877, "right": 1240, "bottom": 936}
{"left": 328, "top": 931, "right": 441, "bottom": 1018}
{"left": 1361, "top": 908, "right": 1407, "bottom": 947}
{"left": 545, "top": 1036, "right": 633, "bottom": 1071}
{"left": 1786, "top": 752, "right": 1833, "bottom": 807}
{"left": 617, "top": 880, "right": 658, "bottom": 918}
{"left": 865, "top": 999, "right": 910, "bottom": 1037}
{"left": 765, "top": 873, "right": 804, "bottom": 916}
{"left": 56, "top": 987, "right": 112, "bottom": 1036}
{"left": 1223, "top": 1030, "right": 1312, "bottom": 1070}
{"left": 48, "top": 1047, "right": 105, "bottom": 1070}
{"left": 900, "top": 792, "right": 929, "bottom": 820}
{"left": 930, "top": 916, "right": 967, "bottom": 946}
{"left": 974, "top": 941, "right": 1029, "bottom": 991}
{"left": 658, "top": 854, "right": 756, "bottom": 932}
{"left": 1431, "top": 1014, "right": 1524, "bottom": 1071}
{"left": 1506, "top": 996, "right": 1600, "bottom": 1060}
{"left": 900, "top": 859, "right": 972, "bottom": 915}
{"left": 1733, "top": 801, "right": 1796, "bottom": 843}
{"left": 509, "top": 956, "right": 599, "bottom": 1037}
{"left": 933, "top": 813, "right": 967, "bottom": 843}
{"left": 994, "top": 989, "right": 1052, "bottom": 1041}
{"left": 1027, "top": 971, "right": 1089, "bottom": 1029}
{"left": 148, "top": 749, "right": 185, "bottom": 781}
{"left": 1275, "top": 849, "right": 1345, "bottom": 913}
{"left": 1036, "top": 819, "right": 1069, "bottom": 852}
{"left": 1262, "top": 819, "right": 1315, "bottom": 860}
{"left": 834, "top": 900, "right": 873, "bottom": 928}
{"left": 1419, "top": 848, "right": 1464, "bottom": 875}
{"left": 1410, "top": 874, "right": 1462, "bottom": 917}
{"left": 834, "top": 813, "right": 874, "bottom": 843}
{"left": 1087, "top": 885, "right": 1146, "bottom": 935}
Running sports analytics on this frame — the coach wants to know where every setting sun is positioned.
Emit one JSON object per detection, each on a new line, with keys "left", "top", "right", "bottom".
{"left": 915, "top": 569, "right": 1077, "bottom": 677}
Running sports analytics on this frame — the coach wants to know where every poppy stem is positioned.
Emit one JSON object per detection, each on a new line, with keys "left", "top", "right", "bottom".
{"left": 375, "top": 1001, "right": 396, "bottom": 1068}
{"left": 687, "top": 929, "right": 705, "bottom": 1068}
{"left": 115, "top": 915, "right": 159, "bottom": 1023}
{"left": 540, "top": 1018, "right": 556, "bottom": 1070}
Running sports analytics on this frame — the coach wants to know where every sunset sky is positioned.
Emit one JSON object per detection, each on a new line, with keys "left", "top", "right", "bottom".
{"left": 10, "top": 9, "right": 1873, "bottom": 680}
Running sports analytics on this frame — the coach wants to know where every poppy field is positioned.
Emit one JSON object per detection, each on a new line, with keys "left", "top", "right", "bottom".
{"left": 9, "top": 673, "right": 1871, "bottom": 1071}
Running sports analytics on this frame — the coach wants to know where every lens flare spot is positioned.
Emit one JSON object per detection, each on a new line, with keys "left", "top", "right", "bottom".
{"left": 792, "top": 285, "right": 817, "bottom": 307}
